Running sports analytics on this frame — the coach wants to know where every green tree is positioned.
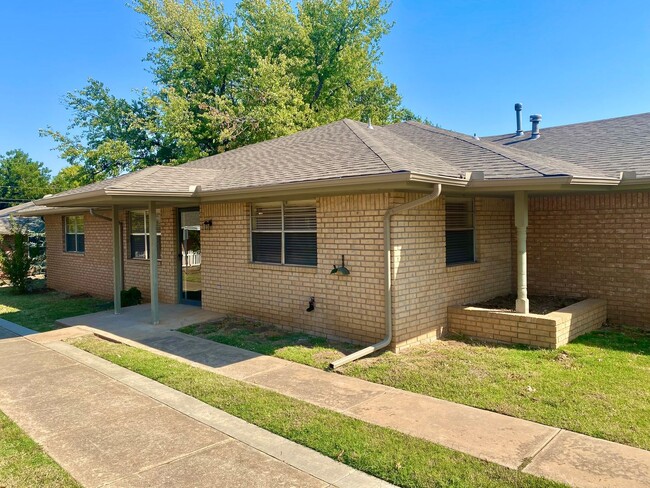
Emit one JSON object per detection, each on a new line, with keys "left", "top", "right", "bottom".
{"left": 51, "top": 164, "right": 91, "bottom": 192}
{"left": 0, "top": 221, "right": 33, "bottom": 294}
{"left": 0, "top": 150, "right": 51, "bottom": 209}
{"left": 44, "top": 0, "right": 416, "bottom": 181}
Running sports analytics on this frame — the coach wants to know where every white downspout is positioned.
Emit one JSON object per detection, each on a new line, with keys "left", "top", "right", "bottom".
{"left": 330, "top": 184, "right": 443, "bottom": 369}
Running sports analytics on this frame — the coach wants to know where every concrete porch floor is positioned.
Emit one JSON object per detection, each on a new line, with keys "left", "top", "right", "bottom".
{"left": 57, "top": 303, "right": 223, "bottom": 338}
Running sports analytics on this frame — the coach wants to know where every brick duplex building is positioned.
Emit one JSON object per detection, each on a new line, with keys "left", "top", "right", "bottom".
{"left": 22, "top": 110, "right": 650, "bottom": 360}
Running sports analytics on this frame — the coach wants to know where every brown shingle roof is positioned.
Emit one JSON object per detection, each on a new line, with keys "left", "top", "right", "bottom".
{"left": 37, "top": 114, "right": 638, "bottom": 207}
{"left": 485, "top": 113, "right": 650, "bottom": 178}
{"left": 183, "top": 119, "right": 464, "bottom": 190}
{"left": 386, "top": 121, "right": 610, "bottom": 180}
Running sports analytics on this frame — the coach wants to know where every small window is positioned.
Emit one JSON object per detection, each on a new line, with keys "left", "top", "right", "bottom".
{"left": 251, "top": 202, "right": 317, "bottom": 266}
{"left": 446, "top": 198, "right": 475, "bottom": 265}
{"left": 129, "top": 211, "right": 161, "bottom": 260}
{"left": 64, "top": 215, "right": 85, "bottom": 253}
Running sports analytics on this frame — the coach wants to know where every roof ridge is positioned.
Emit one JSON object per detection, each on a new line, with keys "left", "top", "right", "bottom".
{"left": 342, "top": 119, "right": 395, "bottom": 172}
{"left": 405, "top": 121, "right": 547, "bottom": 177}
{"left": 115, "top": 165, "right": 165, "bottom": 189}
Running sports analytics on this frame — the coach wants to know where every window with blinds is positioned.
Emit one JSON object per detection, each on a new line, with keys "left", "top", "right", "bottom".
{"left": 129, "top": 211, "right": 161, "bottom": 260}
{"left": 64, "top": 215, "right": 85, "bottom": 253}
{"left": 445, "top": 198, "right": 475, "bottom": 265}
{"left": 251, "top": 202, "right": 317, "bottom": 266}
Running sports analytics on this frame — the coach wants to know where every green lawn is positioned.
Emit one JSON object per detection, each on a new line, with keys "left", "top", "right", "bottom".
{"left": 181, "top": 318, "right": 650, "bottom": 451}
{"left": 71, "top": 335, "right": 564, "bottom": 488}
{"left": 0, "top": 409, "right": 80, "bottom": 487}
{"left": 0, "top": 280, "right": 112, "bottom": 332}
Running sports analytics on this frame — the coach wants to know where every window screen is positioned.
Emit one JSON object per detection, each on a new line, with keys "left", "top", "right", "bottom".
{"left": 64, "top": 215, "right": 85, "bottom": 253}
{"left": 251, "top": 202, "right": 317, "bottom": 266}
{"left": 445, "top": 199, "right": 475, "bottom": 265}
{"left": 129, "top": 211, "right": 161, "bottom": 259}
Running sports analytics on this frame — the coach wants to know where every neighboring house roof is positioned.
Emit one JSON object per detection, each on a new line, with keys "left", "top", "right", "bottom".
{"left": 485, "top": 113, "right": 650, "bottom": 178}
{"left": 0, "top": 202, "right": 44, "bottom": 235}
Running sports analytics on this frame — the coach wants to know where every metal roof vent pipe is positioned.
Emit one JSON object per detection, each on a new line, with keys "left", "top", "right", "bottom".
{"left": 530, "top": 114, "right": 542, "bottom": 139}
{"left": 515, "top": 103, "right": 524, "bottom": 136}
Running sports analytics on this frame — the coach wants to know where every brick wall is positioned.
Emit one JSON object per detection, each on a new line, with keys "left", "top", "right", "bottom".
{"left": 200, "top": 194, "right": 389, "bottom": 345}
{"left": 528, "top": 192, "right": 650, "bottom": 328}
{"left": 391, "top": 195, "right": 513, "bottom": 350}
{"left": 45, "top": 207, "right": 179, "bottom": 304}
{"left": 200, "top": 193, "right": 513, "bottom": 350}
{"left": 448, "top": 298, "right": 607, "bottom": 348}
{"left": 44, "top": 212, "right": 113, "bottom": 298}
{"left": 121, "top": 207, "right": 178, "bottom": 304}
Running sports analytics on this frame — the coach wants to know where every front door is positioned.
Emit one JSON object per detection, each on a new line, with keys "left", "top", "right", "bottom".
{"left": 179, "top": 208, "right": 201, "bottom": 305}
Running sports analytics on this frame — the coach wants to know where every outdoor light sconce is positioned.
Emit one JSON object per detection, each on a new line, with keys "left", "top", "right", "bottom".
{"left": 306, "top": 296, "right": 315, "bottom": 312}
{"left": 202, "top": 219, "right": 213, "bottom": 230}
{"left": 330, "top": 254, "right": 350, "bottom": 275}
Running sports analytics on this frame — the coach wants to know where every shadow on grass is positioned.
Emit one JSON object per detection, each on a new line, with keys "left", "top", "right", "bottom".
{"left": 569, "top": 325, "right": 650, "bottom": 356}
{"left": 179, "top": 316, "right": 362, "bottom": 369}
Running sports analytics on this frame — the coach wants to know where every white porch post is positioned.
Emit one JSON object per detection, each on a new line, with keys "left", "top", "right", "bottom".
{"left": 112, "top": 205, "right": 122, "bottom": 314}
{"left": 149, "top": 201, "right": 159, "bottom": 325}
{"left": 515, "top": 191, "right": 529, "bottom": 314}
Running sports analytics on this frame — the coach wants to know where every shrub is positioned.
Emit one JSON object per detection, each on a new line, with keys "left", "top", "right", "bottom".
{"left": 0, "top": 224, "right": 33, "bottom": 294}
{"left": 120, "top": 287, "right": 143, "bottom": 307}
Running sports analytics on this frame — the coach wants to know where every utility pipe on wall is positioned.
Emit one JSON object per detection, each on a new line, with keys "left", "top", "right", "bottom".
{"left": 330, "top": 184, "right": 443, "bottom": 369}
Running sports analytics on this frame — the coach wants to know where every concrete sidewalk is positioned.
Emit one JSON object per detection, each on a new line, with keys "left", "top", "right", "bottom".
{"left": 57, "top": 308, "right": 650, "bottom": 488}
{"left": 0, "top": 332, "right": 392, "bottom": 488}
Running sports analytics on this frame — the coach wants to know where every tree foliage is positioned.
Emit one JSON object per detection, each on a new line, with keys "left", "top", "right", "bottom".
{"left": 43, "top": 0, "right": 416, "bottom": 181}
{"left": 50, "top": 164, "right": 90, "bottom": 192}
{"left": 0, "top": 221, "right": 33, "bottom": 294}
{"left": 0, "top": 150, "right": 51, "bottom": 209}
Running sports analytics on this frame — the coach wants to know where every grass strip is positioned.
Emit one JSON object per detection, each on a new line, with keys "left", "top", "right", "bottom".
{"left": 0, "top": 279, "right": 111, "bottom": 332}
{"left": 0, "top": 409, "right": 80, "bottom": 488}
{"left": 71, "top": 335, "right": 564, "bottom": 488}
{"left": 181, "top": 319, "right": 650, "bottom": 450}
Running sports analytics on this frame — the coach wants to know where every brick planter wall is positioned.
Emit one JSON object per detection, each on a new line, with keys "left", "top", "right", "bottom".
{"left": 448, "top": 298, "right": 607, "bottom": 348}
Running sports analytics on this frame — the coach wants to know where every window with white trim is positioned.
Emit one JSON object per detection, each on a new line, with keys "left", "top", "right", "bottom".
{"left": 129, "top": 210, "right": 161, "bottom": 260}
{"left": 251, "top": 202, "right": 317, "bottom": 266}
{"left": 64, "top": 215, "right": 85, "bottom": 253}
{"left": 445, "top": 198, "right": 475, "bottom": 265}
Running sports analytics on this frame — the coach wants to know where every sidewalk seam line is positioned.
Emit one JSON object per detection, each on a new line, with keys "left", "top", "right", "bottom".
{"left": 98, "top": 440, "right": 233, "bottom": 488}
{"left": 340, "top": 390, "right": 389, "bottom": 413}
{"left": 518, "top": 428, "right": 563, "bottom": 471}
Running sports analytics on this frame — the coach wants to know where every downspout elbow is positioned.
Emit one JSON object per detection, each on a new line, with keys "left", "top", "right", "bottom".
{"left": 89, "top": 208, "right": 112, "bottom": 222}
{"left": 330, "top": 184, "right": 443, "bottom": 369}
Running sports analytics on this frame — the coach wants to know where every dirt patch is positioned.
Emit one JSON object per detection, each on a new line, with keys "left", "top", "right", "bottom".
{"left": 469, "top": 294, "right": 581, "bottom": 315}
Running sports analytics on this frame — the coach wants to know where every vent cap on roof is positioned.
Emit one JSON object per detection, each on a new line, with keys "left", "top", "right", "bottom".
{"left": 529, "top": 114, "right": 542, "bottom": 139}
{"left": 514, "top": 103, "right": 524, "bottom": 136}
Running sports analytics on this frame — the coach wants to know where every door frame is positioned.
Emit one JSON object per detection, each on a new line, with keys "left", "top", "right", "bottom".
{"left": 178, "top": 207, "right": 202, "bottom": 306}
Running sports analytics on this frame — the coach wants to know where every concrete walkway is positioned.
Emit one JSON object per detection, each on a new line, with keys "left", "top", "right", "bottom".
{"left": 58, "top": 307, "right": 650, "bottom": 488}
{"left": 0, "top": 329, "right": 392, "bottom": 487}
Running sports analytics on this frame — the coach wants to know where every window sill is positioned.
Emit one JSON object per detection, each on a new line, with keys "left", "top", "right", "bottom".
{"left": 446, "top": 261, "right": 480, "bottom": 272}
{"left": 249, "top": 261, "right": 318, "bottom": 273}
{"left": 63, "top": 251, "right": 85, "bottom": 256}
{"left": 128, "top": 258, "right": 163, "bottom": 263}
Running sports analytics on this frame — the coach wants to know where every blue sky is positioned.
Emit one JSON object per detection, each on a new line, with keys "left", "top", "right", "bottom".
{"left": 1, "top": 0, "right": 649, "bottom": 174}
